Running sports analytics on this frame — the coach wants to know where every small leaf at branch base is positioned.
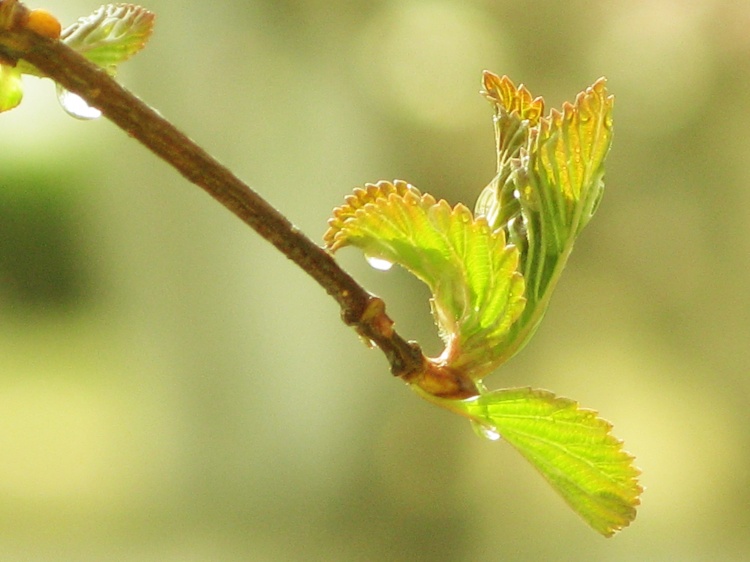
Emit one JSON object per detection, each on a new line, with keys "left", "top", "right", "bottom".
{"left": 453, "top": 387, "right": 641, "bottom": 536}
{"left": 0, "top": 64, "right": 23, "bottom": 112}
{"left": 61, "top": 4, "right": 155, "bottom": 70}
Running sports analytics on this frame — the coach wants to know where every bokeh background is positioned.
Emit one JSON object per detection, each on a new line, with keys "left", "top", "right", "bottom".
{"left": 1, "top": 0, "right": 749, "bottom": 560}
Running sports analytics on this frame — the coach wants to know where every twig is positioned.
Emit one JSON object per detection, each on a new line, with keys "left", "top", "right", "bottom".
{"left": 0, "top": 3, "right": 437, "bottom": 386}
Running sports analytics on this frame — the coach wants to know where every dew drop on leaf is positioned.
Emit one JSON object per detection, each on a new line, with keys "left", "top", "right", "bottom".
{"left": 365, "top": 254, "right": 394, "bottom": 271}
{"left": 471, "top": 420, "right": 501, "bottom": 441}
{"left": 56, "top": 84, "right": 102, "bottom": 120}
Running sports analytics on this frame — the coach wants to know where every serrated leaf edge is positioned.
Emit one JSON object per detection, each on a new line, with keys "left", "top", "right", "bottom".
{"left": 482, "top": 71, "right": 545, "bottom": 125}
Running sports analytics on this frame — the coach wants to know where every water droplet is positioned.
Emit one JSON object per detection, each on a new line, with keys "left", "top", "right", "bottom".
{"left": 357, "top": 334, "right": 377, "bottom": 348}
{"left": 56, "top": 84, "right": 102, "bottom": 120}
{"left": 471, "top": 420, "right": 501, "bottom": 441}
{"left": 365, "top": 254, "right": 393, "bottom": 271}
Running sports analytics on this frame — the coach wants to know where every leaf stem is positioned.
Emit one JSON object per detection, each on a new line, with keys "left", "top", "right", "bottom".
{"left": 0, "top": 4, "right": 427, "bottom": 383}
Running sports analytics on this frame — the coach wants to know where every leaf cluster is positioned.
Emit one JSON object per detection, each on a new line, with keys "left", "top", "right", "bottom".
{"left": 0, "top": 3, "right": 154, "bottom": 113}
{"left": 324, "top": 73, "right": 641, "bottom": 536}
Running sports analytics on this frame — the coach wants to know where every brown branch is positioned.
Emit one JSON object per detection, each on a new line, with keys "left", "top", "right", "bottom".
{"left": 0, "top": 1, "right": 479, "bottom": 399}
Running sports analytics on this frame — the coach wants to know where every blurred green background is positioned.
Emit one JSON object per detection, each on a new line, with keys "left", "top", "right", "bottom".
{"left": 1, "top": 0, "right": 749, "bottom": 560}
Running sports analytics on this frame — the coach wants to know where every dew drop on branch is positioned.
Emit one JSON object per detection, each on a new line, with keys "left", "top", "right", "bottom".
{"left": 56, "top": 84, "right": 102, "bottom": 120}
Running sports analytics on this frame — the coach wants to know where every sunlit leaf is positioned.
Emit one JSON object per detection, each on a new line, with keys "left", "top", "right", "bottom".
{"left": 0, "top": 64, "right": 23, "bottom": 112}
{"left": 61, "top": 4, "right": 155, "bottom": 71}
{"left": 447, "top": 387, "right": 642, "bottom": 536}
{"left": 529, "top": 77, "right": 613, "bottom": 241}
{"left": 324, "top": 180, "right": 526, "bottom": 377}
{"left": 472, "top": 74, "right": 615, "bottom": 365}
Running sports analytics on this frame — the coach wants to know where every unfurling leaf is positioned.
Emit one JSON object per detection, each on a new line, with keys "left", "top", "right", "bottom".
{"left": 474, "top": 73, "right": 615, "bottom": 364}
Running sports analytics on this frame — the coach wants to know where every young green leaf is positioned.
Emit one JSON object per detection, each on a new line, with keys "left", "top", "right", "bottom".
{"left": 524, "top": 77, "right": 612, "bottom": 249}
{"left": 437, "top": 387, "right": 642, "bottom": 537}
{"left": 60, "top": 4, "right": 155, "bottom": 72}
{"left": 324, "top": 180, "right": 526, "bottom": 380}
{"left": 0, "top": 63, "right": 22, "bottom": 112}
